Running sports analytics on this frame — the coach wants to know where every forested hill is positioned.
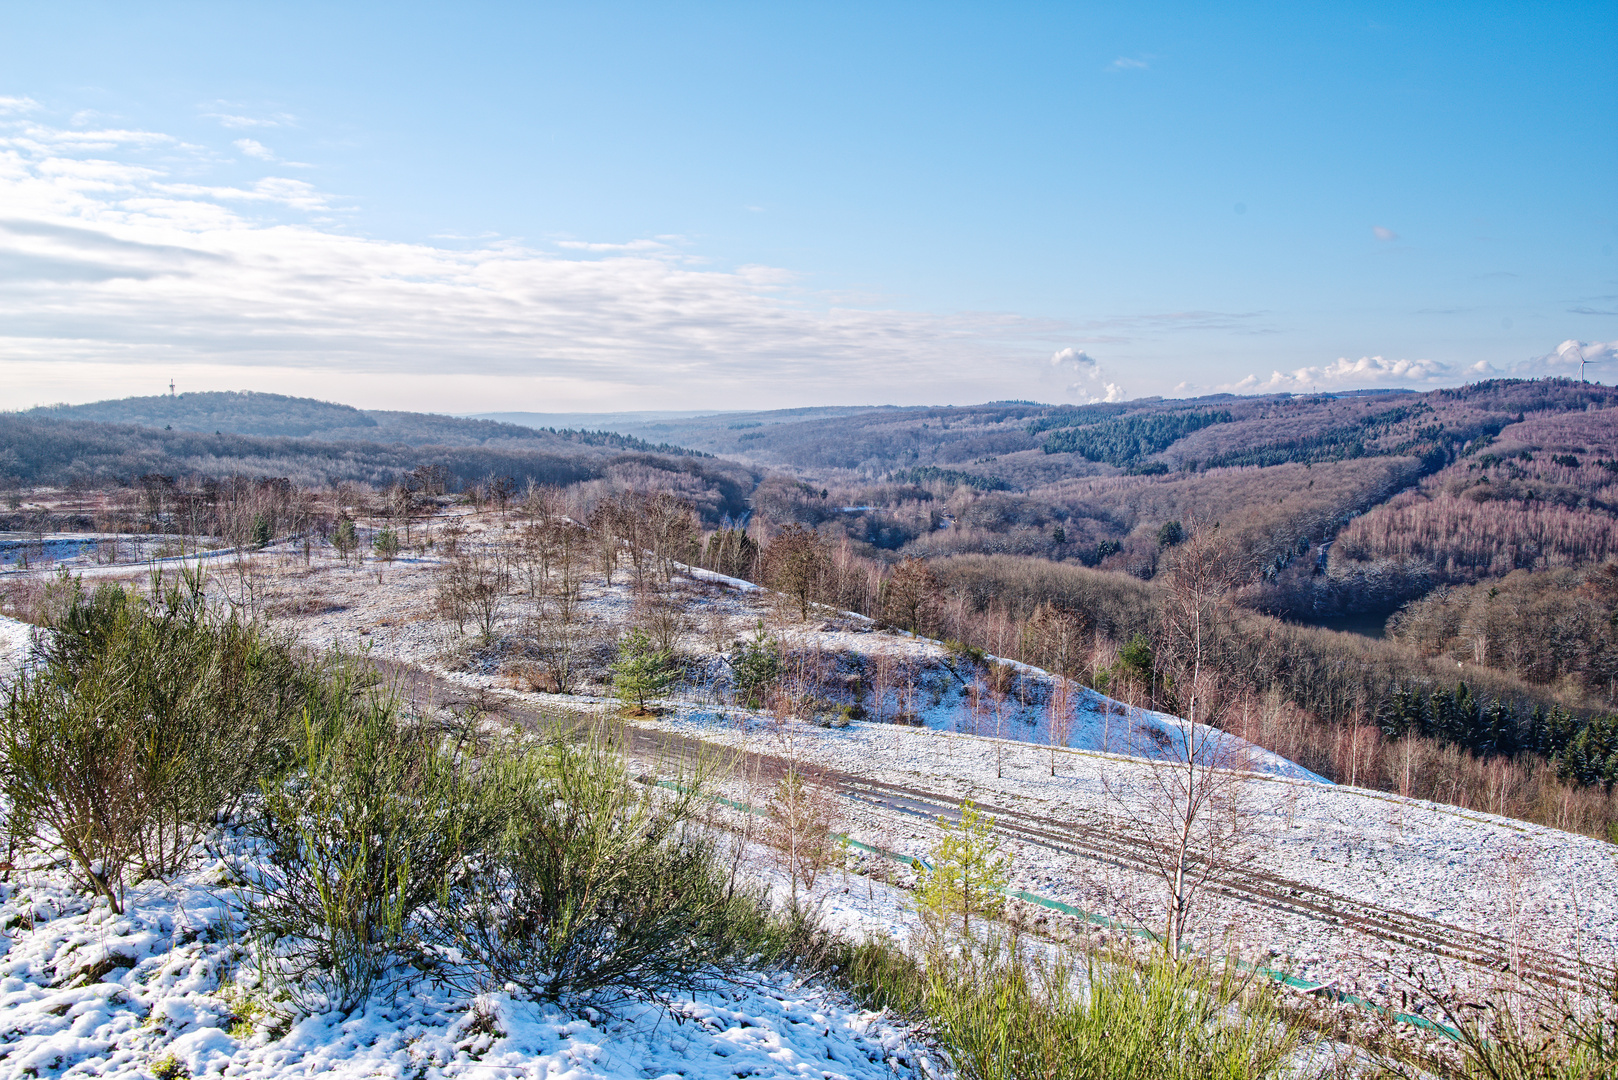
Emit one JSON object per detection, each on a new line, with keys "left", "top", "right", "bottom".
{"left": 26, "top": 392, "right": 705, "bottom": 456}
{"left": 575, "top": 381, "right": 1618, "bottom": 489}
{"left": 0, "top": 412, "right": 753, "bottom": 519}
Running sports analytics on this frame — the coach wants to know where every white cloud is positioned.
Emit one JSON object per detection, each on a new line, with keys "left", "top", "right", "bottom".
{"left": 0, "top": 97, "right": 40, "bottom": 115}
{"left": 0, "top": 114, "right": 1077, "bottom": 409}
{"left": 1108, "top": 57, "right": 1149, "bottom": 71}
{"left": 151, "top": 176, "right": 330, "bottom": 211}
{"left": 9, "top": 124, "right": 177, "bottom": 150}
{"left": 1050, "top": 346, "right": 1126, "bottom": 402}
{"left": 233, "top": 138, "right": 275, "bottom": 161}
{"left": 1233, "top": 355, "right": 1449, "bottom": 392}
{"left": 1372, "top": 225, "right": 1398, "bottom": 242}
{"left": 1050, "top": 346, "right": 1098, "bottom": 374}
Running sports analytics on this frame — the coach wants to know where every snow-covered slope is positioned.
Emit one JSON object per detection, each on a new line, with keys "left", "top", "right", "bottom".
{"left": 791, "top": 623, "right": 1326, "bottom": 782}
{"left": 0, "top": 847, "right": 934, "bottom": 1080}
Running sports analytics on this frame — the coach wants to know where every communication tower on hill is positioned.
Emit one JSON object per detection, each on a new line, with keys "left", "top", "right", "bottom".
{"left": 169, "top": 379, "right": 175, "bottom": 397}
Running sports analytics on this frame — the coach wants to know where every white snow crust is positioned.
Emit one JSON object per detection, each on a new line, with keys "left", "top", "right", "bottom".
{"left": 0, "top": 841, "right": 937, "bottom": 1080}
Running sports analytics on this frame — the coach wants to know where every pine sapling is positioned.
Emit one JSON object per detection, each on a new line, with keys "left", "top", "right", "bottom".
{"left": 917, "top": 798, "right": 1012, "bottom": 936}
{"left": 612, "top": 629, "right": 678, "bottom": 715}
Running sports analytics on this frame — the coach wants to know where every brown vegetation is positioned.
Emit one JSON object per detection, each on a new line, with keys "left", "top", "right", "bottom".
{"left": 1389, "top": 565, "right": 1618, "bottom": 700}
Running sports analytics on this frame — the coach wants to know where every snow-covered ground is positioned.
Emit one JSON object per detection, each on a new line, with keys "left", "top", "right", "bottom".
{"left": 0, "top": 839, "right": 938, "bottom": 1080}
{"left": 5, "top": 524, "right": 1615, "bottom": 1030}
{"left": 219, "top": 533, "right": 1614, "bottom": 1011}
{"left": 682, "top": 710, "right": 1618, "bottom": 1001}
{"left": 0, "top": 616, "right": 32, "bottom": 676}
{"left": 219, "top": 529, "right": 1322, "bottom": 781}
{"left": 0, "top": 533, "right": 224, "bottom": 573}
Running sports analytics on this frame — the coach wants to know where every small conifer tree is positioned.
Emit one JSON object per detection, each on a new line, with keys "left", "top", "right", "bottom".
{"left": 372, "top": 527, "right": 400, "bottom": 564}
{"left": 333, "top": 516, "right": 359, "bottom": 563}
{"left": 916, "top": 798, "right": 1011, "bottom": 936}
{"left": 611, "top": 629, "right": 677, "bottom": 715}
{"left": 730, "top": 622, "right": 782, "bottom": 708}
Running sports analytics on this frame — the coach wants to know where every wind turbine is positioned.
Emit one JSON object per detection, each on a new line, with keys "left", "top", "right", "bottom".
{"left": 1573, "top": 342, "right": 1590, "bottom": 383}
{"left": 1556, "top": 340, "right": 1605, "bottom": 384}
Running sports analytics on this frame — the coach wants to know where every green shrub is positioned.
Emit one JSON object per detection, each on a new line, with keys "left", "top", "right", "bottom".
{"left": 611, "top": 629, "right": 677, "bottom": 714}
{"left": 945, "top": 638, "right": 988, "bottom": 668}
{"left": 431, "top": 722, "right": 772, "bottom": 1008}
{"left": 372, "top": 527, "right": 400, "bottom": 563}
{"left": 333, "top": 516, "right": 359, "bottom": 561}
{"left": 927, "top": 937, "right": 1298, "bottom": 1080}
{"left": 814, "top": 928, "right": 1298, "bottom": 1080}
{"left": 244, "top": 673, "right": 491, "bottom": 1014}
{"left": 729, "top": 624, "right": 782, "bottom": 708}
{"left": 1117, "top": 632, "right": 1155, "bottom": 683}
{"left": 0, "top": 575, "right": 307, "bottom": 912}
{"left": 1425, "top": 967, "right": 1618, "bottom": 1080}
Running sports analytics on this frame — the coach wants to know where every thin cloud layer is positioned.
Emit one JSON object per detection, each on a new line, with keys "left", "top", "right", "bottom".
{"left": 0, "top": 112, "right": 1072, "bottom": 407}
{"left": 233, "top": 138, "right": 275, "bottom": 161}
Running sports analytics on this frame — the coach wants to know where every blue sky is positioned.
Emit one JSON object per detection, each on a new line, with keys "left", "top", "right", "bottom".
{"left": 0, "top": 1, "right": 1613, "bottom": 412}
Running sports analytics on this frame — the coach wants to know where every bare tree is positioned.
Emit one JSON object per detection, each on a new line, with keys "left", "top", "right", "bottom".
{"left": 514, "top": 523, "right": 552, "bottom": 610}
{"left": 763, "top": 765, "right": 840, "bottom": 905}
{"left": 762, "top": 524, "right": 829, "bottom": 621}
{"left": 436, "top": 540, "right": 512, "bottom": 639}
{"left": 1047, "top": 676, "right": 1074, "bottom": 776}
{"left": 546, "top": 521, "right": 589, "bottom": 625}
{"left": 633, "top": 577, "right": 690, "bottom": 655}
{"left": 612, "top": 492, "right": 651, "bottom": 588}
{"left": 703, "top": 527, "right": 758, "bottom": 581}
{"left": 488, "top": 474, "right": 517, "bottom": 517}
{"left": 1100, "top": 521, "right": 1265, "bottom": 956}
{"left": 882, "top": 556, "right": 941, "bottom": 634}
{"left": 519, "top": 479, "right": 561, "bottom": 526}
{"left": 868, "top": 650, "right": 894, "bottom": 725}
{"left": 1023, "top": 601, "right": 1088, "bottom": 677}
{"left": 587, "top": 502, "right": 622, "bottom": 585}
{"left": 644, "top": 493, "right": 698, "bottom": 582}
{"left": 515, "top": 520, "right": 595, "bottom": 692}
{"left": 986, "top": 661, "right": 1016, "bottom": 778}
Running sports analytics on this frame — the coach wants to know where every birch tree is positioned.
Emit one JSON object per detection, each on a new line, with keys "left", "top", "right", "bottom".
{"left": 1101, "top": 522, "right": 1264, "bottom": 956}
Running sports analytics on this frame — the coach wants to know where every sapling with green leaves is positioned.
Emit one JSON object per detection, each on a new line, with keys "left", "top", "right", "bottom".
{"left": 916, "top": 798, "right": 1012, "bottom": 936}
{"left": 611, "top": 629, "right": 678, "bottom": 715}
